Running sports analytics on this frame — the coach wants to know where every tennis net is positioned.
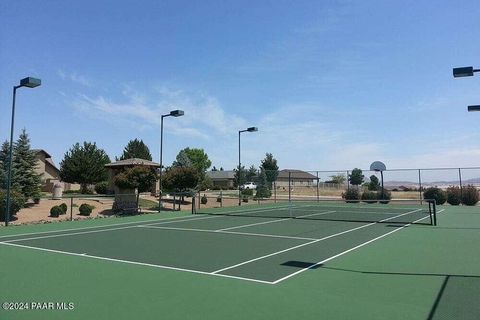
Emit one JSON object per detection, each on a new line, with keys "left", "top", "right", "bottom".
{"left": 193, "top": 197, "right": 437, "bottom": 226}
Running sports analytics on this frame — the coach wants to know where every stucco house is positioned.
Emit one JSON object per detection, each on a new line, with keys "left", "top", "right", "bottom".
{"left": 206, "top": 170, "right": 235, "bottom": 188}
{"left": 275, "top": 169, "right": 318, "bottom": 187}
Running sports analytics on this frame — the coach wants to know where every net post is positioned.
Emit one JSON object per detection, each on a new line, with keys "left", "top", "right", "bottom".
{"left": 433, "top": 200, "right": 437, "bottom": 226}
{"left": 70, "top": 196, "right": 73, "bottom": 221}
{"left": 316, "top": 171, "right": 319, "bottom": 202}
{"left": 191, "top": 194, "right": 196, "bottom": 214}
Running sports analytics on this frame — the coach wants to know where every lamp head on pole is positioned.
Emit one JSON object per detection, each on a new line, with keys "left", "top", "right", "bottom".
{"left": 169, "top": 109, "right": 184, "bottom": 117}
{"left": 19, "top": 77, "right": 41, "bottom": 88}
{"left": 453, "top": 66, "right": 475, "bottom": 78}
{"left": 246, "top": 127, "right": 258, "bottom": 132}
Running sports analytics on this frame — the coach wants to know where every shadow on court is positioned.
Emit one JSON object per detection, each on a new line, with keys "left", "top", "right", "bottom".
{"left": 318, "top": 266, "right": 480, "bottom": 320}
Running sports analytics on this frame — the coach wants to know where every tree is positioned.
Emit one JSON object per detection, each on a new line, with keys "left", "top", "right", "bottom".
{"left": 173, "top": 148, "right": 211, "bottom": 173}
{"left": 327, "top": 174, "right": 346, "bottom": 185}
{"left": 368, "top": 175, "right": 380, "bottom": 191}
{"left": 349, "top": 168, "right": 364, "bottom": 187}
{"left": 162, "top": 167, "right": 200, "bottom": 192}
{"left": 113, "top": 166, "right": 157, "bottom": 205}
{"left": 0, "top": 141, "right": 11, "bottom": 189}
{"left": 11, "top": 130, "right": 42, "bottom": 199}
{"left": 117, "top": 139, "right": 152, "bottom": 161}
{"left": 60, "top": 142, "right": 111, "bottom": 193}
{"left": 260, "top": 153, "right": 279, "bottom": 188}
{"left": 246, "top": 165, "right": 258, "bottom": 182}
{"left": 172, "top": 150, "right": 193, "bottom": 168}
{"left": 233, "top": 165, "right": 246, "bottom": 187}
{"left": 255, "top": 168, "right": 271, "bottom": 198}
{"left": 211, "top": 166, "right": 218, "bottom": 171}
{"left": 219, "top": 167, "right": 224, "bottom": 171}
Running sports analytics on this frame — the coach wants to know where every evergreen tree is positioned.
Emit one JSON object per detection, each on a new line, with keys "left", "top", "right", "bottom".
{"left": 60, "top": 142, "right": 111, "bottom": 193}
{"left": 117, "top": 139, "right": 152, "bottom": 161}
{"left": 211, "top": 166, "right": 218, "bottom": 171}
{"left": 172, "top": 150, "right": 193, "bottom": 168}
{"left": 349, "top": 168, "right": 364, "bottom": 188}
{"left": 173, "top": 148, "right": 211, "bottom": 173}
{"left": 260, "top": 153, "right": 279, "bottom": 189}
{"left": 246, "top": 165, "right": 258, "bottom": 182}
{"left": 0, "top": 141, "right": 10, "bottom": 189}
{"left": 233, "top": 165, "right": 246, "bottom": 187}
{"left": 255, "top": 168, "right": 271, "bottom": 198}
{"left": 12, "top": 130, "right": 42, "bottom": 198}
{"left": 368, "top": 175, "right": 380, "bottom": 191}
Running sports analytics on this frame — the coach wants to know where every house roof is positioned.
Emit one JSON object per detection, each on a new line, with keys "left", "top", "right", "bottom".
{"left": 32, "top": 149, "right": 52, "bottom": 158}
{"left": 206, "top": 170, "right": 235, "bottom": 180}
{"left": 277, "top": 169, "right": 317, "bottom": 180}
{"left": 105, "top": 158, "right": 160, "bottom": 168}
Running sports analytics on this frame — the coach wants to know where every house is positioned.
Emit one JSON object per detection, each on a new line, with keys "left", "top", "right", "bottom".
{"left": 275, "top": 169, "right": 318, "bottom": 188}
{"left": 206, "top": 170, "right": 235, "bottom": 189}
{"left": 33, "top": 149, "right": 80, "bottom": 192}
{"left": 33, "top": 149, "right": 62, "bottom": 192}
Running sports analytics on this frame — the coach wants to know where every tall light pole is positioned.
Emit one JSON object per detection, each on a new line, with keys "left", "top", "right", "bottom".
{"left": 238, "top": 127, "right": 258, "bottom": 206}
{"left": 5, "top": 77, "right": 41, "bottom": 226}
{"left": 158, "top": 109, "right": 184, "bottom": 212}
{"left": 453, "top": 66, "right": 479, "bottom": 112}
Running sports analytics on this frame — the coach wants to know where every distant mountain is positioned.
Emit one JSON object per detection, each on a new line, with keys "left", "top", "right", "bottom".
{"left": 384, "top": 177, "right": 480, "bottom": 187}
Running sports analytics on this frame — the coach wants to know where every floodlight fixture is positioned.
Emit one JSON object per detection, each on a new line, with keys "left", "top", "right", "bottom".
{"left": 247, "top": 127, "right": 258, "bottom": 132}
{"left": 468, "top": 105, "right": 480, "bottom": 112}
{"left": 453, "top": 66, "right": 479, "bottom": 78}
{"left": 169, "top": 109, "right": 184, "bottom": 117}
{"left": 19, "top": 77, "right": 41, "bottom": 88}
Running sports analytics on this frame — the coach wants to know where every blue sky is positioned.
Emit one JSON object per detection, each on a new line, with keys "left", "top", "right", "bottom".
{"left": 1, "top": 0, "right": 480, "bottom": 174}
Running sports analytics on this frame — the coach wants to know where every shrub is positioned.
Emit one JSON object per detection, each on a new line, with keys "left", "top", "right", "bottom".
{"left": 461, "top": 185, "right": 479, "bottom": 206}
{"left": 242, "top": 195, "right": 249, "bottom": 203}
{"left": 94, "top": 181, "right": 109, "bottom": 194}
{"left": 33, "top": 193, "right": 41, "bottom": 204}
{"left": 59, "top": 203, "right": 68, "bottom": 215}
{"left": 216, "top": 196, "right": 222, "bottom": 203}
{"left": 200, "top": 195, "right": 208, "bottom": 205}
{"left": 241, "top": 188, "right": 254, "bottom": 196}
{"left": 0, "top": 189, "right": 26, "bottom": 221}
{"left": 50, "top": 206, "right": 63, "bottom": 218}
{"left": 446, "top": 186, "right": 461, "bottom": 205}
{"left": 423, "top": 187, "right": 447, "bottom": 205}
{"left": 79, "top": 203, "right": 93, "bottom": 216}
{"left": 361, "top": 191, "right": 377, "bottom": 204}
{"left": 342, "top": 188, "right": 360, "bottom": 203}
{"left": 377, "top": 190, "right": 392, "bottom": 204}
{"left": 63, "top": 189, "right": 81, "bottom": 194}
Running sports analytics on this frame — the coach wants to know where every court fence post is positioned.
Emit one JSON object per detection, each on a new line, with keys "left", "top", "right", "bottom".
{"left": 316, "top": 171, "right": 319, "bottom": 202}
{"left": 288, "top": 171, "right": 291, "bottom": 203}
{"left": 173, "top": 193, "right": 176, "bottom": 211}
{"left": 274, "top": 180, "right": 276, "bottom": 203}
{"left": 458, "top": 168, "right": 463, "bottom": 201}
{"left": 70, "top": 196, "right": 73, "bottom": 221}
{"left": 418, "top": 169, "right": 423, "bottom": 204}
{"left": 220, "top": 190, "right": 223, "bottom": 207}
{"left": 346, "top": 171, "right": 350, "bottom": 191}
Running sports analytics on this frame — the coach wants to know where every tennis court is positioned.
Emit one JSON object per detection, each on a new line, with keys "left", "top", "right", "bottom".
{"left": 0, "top": 200, "right": 436, "bottom": 284}
{"left": 2, "top": 201, "right": 480, "bottom": 320}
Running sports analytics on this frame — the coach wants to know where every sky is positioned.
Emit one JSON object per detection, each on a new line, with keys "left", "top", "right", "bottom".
{"left": 1, "top": 0, "right": 480, "bottom": 177}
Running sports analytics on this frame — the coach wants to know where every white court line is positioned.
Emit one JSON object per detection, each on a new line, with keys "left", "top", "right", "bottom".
{"left": 0, "top": 241, "right": 274, "bottom": 285}
{"left": 137, "top": 225, "right": 318, "bottom": 241}
{"left": 3, "top": 215, "right": 222, "bottom": 243}
{"left": 272, "top": 214, "right": 431, "bottom": 284}
{"left": 211, "top": 209, "right": 422, "bottom": 275}
{"left": 216, "top": 210, "right": 337, "bottom": 232}
{"left": 0, "top": 214, "right": 217, "bottom": 240}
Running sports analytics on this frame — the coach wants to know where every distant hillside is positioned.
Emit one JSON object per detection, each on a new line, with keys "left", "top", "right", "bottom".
{"left": 384, "top": 177, "right": 480, "bottom": 187}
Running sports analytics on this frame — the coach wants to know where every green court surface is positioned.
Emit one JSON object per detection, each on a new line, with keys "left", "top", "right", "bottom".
{"left": 0, "top": 203, "right": 479, "bottom": 320}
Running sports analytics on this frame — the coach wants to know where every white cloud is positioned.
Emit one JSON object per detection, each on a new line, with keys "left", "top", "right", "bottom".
{"left": 57, "top": 69, "right": 91, "bottom": 86}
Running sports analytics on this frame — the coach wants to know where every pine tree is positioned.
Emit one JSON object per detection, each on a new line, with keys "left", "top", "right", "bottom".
{"left": 255, "top": 168, "right": 271, "bottom": 198}
{"left": 12, "top": 129, "right": 42, "bottom": 198}
{"left": 60, "top": 142, "right": 111, "bottom": 193}
{"left": 0, "top": 141, "right": 10, "bottom": 189}
{"left": 118, "top": 139, "right": 152, "bottom": 161}
{"left": 260, "top": 153, "right": 279, "bottom": 189}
